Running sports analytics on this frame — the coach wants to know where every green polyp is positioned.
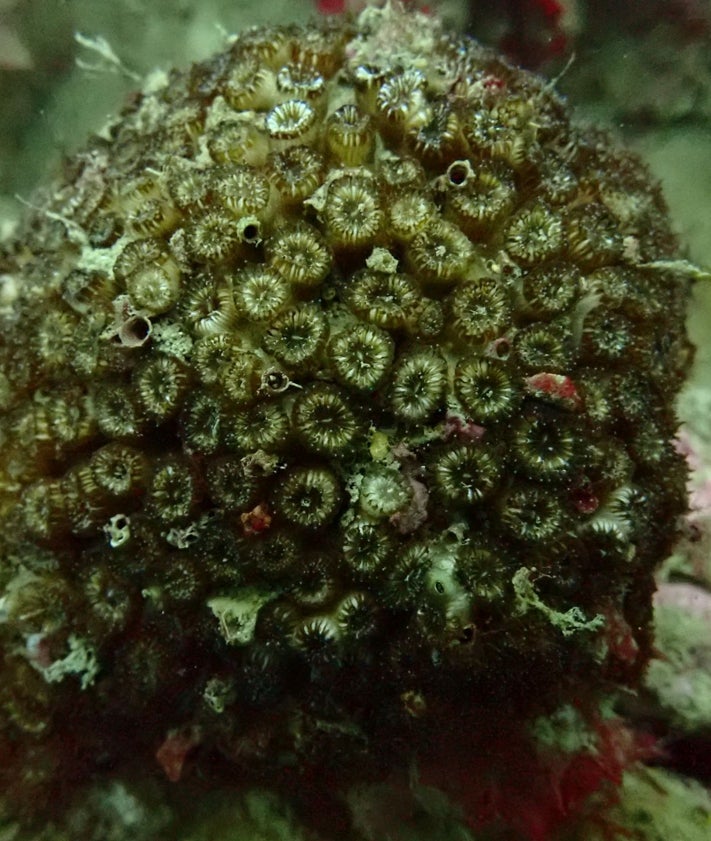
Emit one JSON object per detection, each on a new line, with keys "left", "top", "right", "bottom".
{"left": 292, "top": 384, "right": 359, "bottom": 454}
{"left": 328, "top": 321, "right": 394, "bottom": 391}
{"left": 274, "top": 466, "right": 342, "bottom": 529}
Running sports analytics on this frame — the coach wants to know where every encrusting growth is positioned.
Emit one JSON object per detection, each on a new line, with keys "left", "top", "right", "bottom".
{"left": 0, "top": 3, "right": 694, "bottom": 838}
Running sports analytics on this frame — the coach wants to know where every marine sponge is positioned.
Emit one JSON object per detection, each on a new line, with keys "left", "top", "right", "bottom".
{"left": 0, "top": 3, "right": 694, "bottom": 837}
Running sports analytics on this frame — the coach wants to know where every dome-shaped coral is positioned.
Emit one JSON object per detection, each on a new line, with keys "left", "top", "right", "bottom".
{"left": 0, "top": 4, "right": 692, "bottom": 837}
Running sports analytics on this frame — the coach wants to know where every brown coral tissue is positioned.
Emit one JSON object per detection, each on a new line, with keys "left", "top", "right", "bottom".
{"left": 0, "top": 4, "right": 694, "bottom": 838}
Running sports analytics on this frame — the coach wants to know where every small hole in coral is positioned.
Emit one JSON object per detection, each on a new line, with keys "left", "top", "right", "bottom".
{"left": 460, "top": 625, "right": 475, "bottom": 644}
{"left": 493, "top": 338, "right": 511, "bottom": 359}
{"left": 262, "top": 369, "right": 290, "bottom": 394}
{"left": 242, "top": 223, "right": 260, "bottom": 243}
{"left": 119, "top": 315, "right": 152, "bottom": 348}
{"left": 446, "top": 161, "right": 470, "bottom": 187}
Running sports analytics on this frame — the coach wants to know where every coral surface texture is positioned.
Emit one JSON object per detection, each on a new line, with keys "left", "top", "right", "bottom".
{"left": 0, "top": 4, "right": 693, "bottom": 837}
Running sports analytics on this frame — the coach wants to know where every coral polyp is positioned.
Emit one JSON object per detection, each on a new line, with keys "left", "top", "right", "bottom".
{"left": 0, "top": 4, "right": 694, "bottom": 838}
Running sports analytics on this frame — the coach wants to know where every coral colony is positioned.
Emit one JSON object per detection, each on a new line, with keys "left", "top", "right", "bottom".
{"left": 0, "top": 3, "right": 693, "bottom": 838}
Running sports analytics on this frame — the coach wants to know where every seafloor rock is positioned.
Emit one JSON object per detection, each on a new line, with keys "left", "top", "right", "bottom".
{"left": 0, "top": 3, "right": 693, "bottom": 837}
